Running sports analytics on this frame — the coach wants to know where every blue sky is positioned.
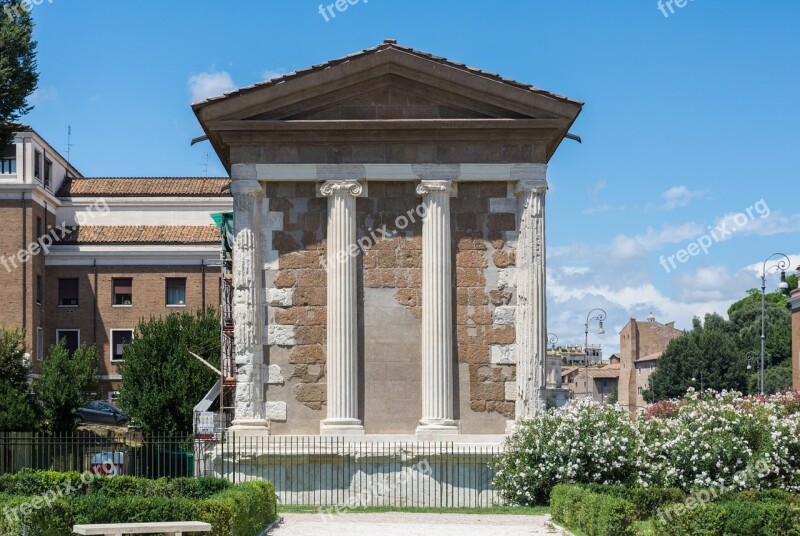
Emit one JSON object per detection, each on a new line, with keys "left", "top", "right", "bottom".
{"left": 20, "top": 0, "right": 800, "bottom": 352}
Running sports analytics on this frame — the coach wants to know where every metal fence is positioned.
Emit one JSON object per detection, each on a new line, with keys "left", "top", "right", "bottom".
{"left": 0, "top": 433, "right": 502, "bottom": 507}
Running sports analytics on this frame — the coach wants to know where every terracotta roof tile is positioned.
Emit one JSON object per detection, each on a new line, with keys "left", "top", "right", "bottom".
{"left": 57, "top": 178, "right": 231, "bottom": 197}
{"left": 63, "top": 226, "right": 220, "bottom": 245}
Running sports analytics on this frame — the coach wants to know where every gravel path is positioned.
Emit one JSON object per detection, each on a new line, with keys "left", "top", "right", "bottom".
{"left": 270, "top": 512, "right": 565, "bottom": 535}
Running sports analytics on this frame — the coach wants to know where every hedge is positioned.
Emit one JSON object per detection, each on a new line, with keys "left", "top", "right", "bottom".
{"left": 0, "top": 471, "right": 277, "bottom": 536}
{"left": 576, "top": 484, "right": 685, "bottom": 520}
{"left": 550, "top": 484, "right": 636, "bottom": 536}
{"left": 653, "top": 500, "right": 800, "bottom": 536}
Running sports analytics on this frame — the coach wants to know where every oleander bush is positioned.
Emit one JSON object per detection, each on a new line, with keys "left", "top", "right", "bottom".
{"left": 0, "top": 471, "right": 276, "bottom": 536}
{"left": 494, "top": 389, "right": 800, "bottom": 505}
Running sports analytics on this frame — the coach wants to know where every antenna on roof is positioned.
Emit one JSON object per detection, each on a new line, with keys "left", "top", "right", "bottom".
{"left": 201, "top": 153, "right": 209, "bottom": 177}
{"left": 65, "top": 126, "right": 75, "bottom": 162}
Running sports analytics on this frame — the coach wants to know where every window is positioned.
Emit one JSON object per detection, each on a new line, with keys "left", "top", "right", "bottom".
{"left": 637, "top": 368, "right": 641, "bottom": 376}
{"left": 0, "top": 158, "right": 15, "bottom": 174}
{"left": 44, "top": 159, "right": 52, "bottom": 189}
{"left": 34, "top": 150, "right": 41, "bottom": 180}
{"left": 108, "top": 391, "right": 121, "bottom": 405}
{"left": 36, "top": 327, "right": 43, "bottom": 360}
{"left": 166, "top": 278, "right": 186, "bottom": 306}
{"left": 55, "top": 329, "right": 80, "bottom": 356}
{"left": 36, "top": 275, "right": 42, "bottom": 304}
{"left": 638, "top": 387, "right": 644, "bottom": 396}
{"left": 36, "top": 217, "right": 42, "bottom": 241}
{"left": 112, "top": 278, "right": 132, "bottom": 306}
{"left": 110, "top": 329, "right": 133, "bottom": 362}
{"left": 58, "top": 278, "right": 79, "bottom": 306}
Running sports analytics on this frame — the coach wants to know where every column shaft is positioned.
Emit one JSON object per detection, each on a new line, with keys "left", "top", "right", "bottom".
{"left": 515, "top": 177, "right": 548, "bottom": 421}
{"left": 416, "top": 180, "right": 458, "bottom": 435}
{"left": 230, "top": 180, "right": 268, "bottom": 434}
{"left": 321, "top": 180, "right": 364, "bottom": 434}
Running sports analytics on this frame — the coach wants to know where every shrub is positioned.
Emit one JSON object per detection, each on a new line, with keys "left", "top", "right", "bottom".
{"left": 578, "top": 484, "right": 685, "bottom": 520}
{"left": 493, "top": 399, "right": 642, "bottom": 504}
{"left": 550, "top": 484, "right": 636, "bottom": 536}
{"left": 653, "top": 500, "right": 800, "bottom": 536}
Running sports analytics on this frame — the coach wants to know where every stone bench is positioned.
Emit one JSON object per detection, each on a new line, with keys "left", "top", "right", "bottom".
{"left": 73, "top": 521, "right": 212, "bottom": 536}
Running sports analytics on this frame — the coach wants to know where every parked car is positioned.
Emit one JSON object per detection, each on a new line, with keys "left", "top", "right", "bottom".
{"left": 75, "top": 401, "right": 130, "bottom": 426}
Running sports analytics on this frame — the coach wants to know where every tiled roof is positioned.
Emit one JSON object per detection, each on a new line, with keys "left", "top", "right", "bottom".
{"left": 637, "top": 353, "right": 663, "bottom": 363}
{"left": 57, "top": 178, "right": 231, "bottom": 197}
{"left": 588, "top": 365, "right": 621, "bottom": 379}
{"left": 192, "top": 40, "right": 583, "bottom": 108}
{"left": 62, "top": 226, "right": 220, "bottom": 245}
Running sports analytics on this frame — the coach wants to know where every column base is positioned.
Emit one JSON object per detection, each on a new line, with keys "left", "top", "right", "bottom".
{"left": 228, "top": 419, "right": 270, "bottom": 438}
{"left": 416, "top": 419, "right": 460, "bottom": 437}
{"left": 320, "top": 419, "right": 365, "bottom": 436}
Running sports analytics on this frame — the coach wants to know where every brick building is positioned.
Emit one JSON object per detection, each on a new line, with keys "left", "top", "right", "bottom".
{"left": 617, "top": 314, "right": 684, "bottom": 415}
{"left": 0, "top": 129, "right": 231, "bottom": 401}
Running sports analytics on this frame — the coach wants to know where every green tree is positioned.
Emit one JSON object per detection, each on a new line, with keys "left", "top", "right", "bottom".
{"left": 0, "top": 0, "right": 39, "bottom": 149}
{"left": 37, "top": 339, "right": 99, "bottom": 433}
{"left": 645, "top": 314, "right": 747, "bottom": 402}
{"left": 0, "top": 327, "right": 38, "bottom": 431}
{"left": 119, "top": 308, "right": 220, "bottom": 436}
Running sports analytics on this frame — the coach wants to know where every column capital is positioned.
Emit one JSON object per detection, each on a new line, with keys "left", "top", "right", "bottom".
{"left": 320, "top": 180, "right": 363, "bottom": 198}
{"left": 416, "top": 180, "right": 456, "bottom": 197}
{"left": 230, "top": 179, "right": 264, "bottom": 198}
{"left": 514, "top": 180, "right": 548, "bottom": 196}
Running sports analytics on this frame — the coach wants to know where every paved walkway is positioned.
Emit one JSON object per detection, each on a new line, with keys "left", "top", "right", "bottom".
{"left": 270, "top": 513, "right": 565, "bottom": 535}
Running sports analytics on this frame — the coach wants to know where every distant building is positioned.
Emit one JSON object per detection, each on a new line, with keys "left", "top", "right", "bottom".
{"left": 564, "top": 363, "right": 619, "bottom": 404}
{"left": 556, "top": 345, "right": 604, "bottom": 366}
{"left": 617, "top": 314, "right": 684, "bottom": 416}
{"left": 790, "top": 286, "right": 800, "bottom": 389}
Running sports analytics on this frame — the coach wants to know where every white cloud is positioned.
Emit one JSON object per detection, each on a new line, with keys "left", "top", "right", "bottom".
{"left": 29, "top": 86, "right": 59, "bottom": 105}
{"left": 661, "top": 186, "right": 709, "bottom": 210}
{"left": 609, "top": 222, "right": 704, "bottom": 258}
{"left": 262, "top": 69, "right": 288, "bottom": 81}
{"left": 188, "top": 71, "right": 237, "bottom": 103}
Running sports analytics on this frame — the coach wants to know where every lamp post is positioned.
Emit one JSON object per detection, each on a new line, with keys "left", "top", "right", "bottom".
{"left": 759, "top": 253, "right": 791, "bottom": 395}
{"left": 548, "top": 333, "right": 559, "bottom": 351}
{"left": 691, "top": 371, "right": 704, "bottom": 392}
{"left": 584, "top": 308, "right": 607, "bottom": 365}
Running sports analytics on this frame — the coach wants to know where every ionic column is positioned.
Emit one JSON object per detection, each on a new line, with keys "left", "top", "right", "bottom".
{"left": 230, "top": 179, "right": 269, "bottom": 435}
{"left": 320, "top": 180, "right": 364, "bottom": 435}
{"left": 416, "top": 180, "right": 459, "bottom": 436}
{"left": 515, "top": 171, "right": 549, "bottom": 421}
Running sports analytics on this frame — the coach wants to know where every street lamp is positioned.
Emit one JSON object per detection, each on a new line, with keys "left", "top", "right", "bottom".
{"left": 548, "top": 333, "right": 559, "bottom": 351}
{"left": 584, "top": 308, "right": 607, "bottom": 365}
{"left": 759, "top": 253, "right": 792, "bottom": 395}
{"left": 691, "top": 371, "right": 704, "bottom": 392}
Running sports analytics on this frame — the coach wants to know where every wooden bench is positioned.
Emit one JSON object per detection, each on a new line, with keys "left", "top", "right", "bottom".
{"left": 73, "top": 521, "right": 212, "bottom": 536}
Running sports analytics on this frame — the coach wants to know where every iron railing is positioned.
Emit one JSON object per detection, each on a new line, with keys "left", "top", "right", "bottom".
{"left": 0, "top": 433, "right": 502, "bottom": 507}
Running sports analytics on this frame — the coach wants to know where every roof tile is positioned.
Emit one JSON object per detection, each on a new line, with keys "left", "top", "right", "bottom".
{"left": 57, "top": 178, "right": 231, "bottom": 198}
{"left": 63, "top": 226, "right": 220, "bottom": 245}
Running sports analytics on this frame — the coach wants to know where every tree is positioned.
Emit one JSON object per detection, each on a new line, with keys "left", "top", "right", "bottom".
{"left": 37, "top": 340, "right": 99, "bottom": 433}
{"left": 0, "top": 327, "right": 38, "bottom": 431}
{"left": 0, "top": 0, "right": 39, "bottom": 149}
{"left": 119, "top": 308, "right": 220, "bottom": 436}
{"left": 645, "top": 314, "right": 747, "bottom": 402}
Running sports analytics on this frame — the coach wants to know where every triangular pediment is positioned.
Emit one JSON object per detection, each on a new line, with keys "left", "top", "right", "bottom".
{"left": 244, "top": 75, "right": 532, "bottom": 121}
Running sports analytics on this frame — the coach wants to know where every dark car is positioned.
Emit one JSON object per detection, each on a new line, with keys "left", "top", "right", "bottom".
{"left": 75, "top": 401, "right": 130, "bottom": 426}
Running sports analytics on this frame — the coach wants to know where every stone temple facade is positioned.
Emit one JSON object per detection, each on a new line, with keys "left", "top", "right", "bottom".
{"left": 193, "top": 41, "right": 582, "bottom": 438}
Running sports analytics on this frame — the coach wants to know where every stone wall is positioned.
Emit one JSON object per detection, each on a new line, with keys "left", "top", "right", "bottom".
{"left": 264, "top": 181, "right": 519, "bottom": 435}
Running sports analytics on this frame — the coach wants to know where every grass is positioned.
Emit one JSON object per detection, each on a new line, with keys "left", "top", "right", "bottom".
{"left": 279, "top": 504, "right": 550, "bottom": 516}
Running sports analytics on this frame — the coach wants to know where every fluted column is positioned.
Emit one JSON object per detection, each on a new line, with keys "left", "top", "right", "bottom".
{"left": 515, "top": 172, "right": 549, "bottom": 421}
{"left": 230, "top": 179, "right": 269, "bottom": 435}
{"left": 320, "top": 180, "right": 364, "bottom": 435}
{"left": 416, "top": 180, "right": 459, "bottom": 436}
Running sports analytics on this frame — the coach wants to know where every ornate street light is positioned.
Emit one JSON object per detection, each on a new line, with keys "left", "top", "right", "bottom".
{"left": 547, "top": 333, "right": 559, "bottom": 351}
{"left": 584, "top": 308, "right": 607, "bottom": 364}
{"left": 759, "top": 253, "right": 792, "bottom": 395}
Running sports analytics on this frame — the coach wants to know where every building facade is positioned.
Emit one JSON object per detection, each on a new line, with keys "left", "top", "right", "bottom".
{"left": 192, "top": 41, "right": 583, "bottom": 437}
{"left": 617, "top": 314, "right": 684, "bottom": 415}
{"left": 0, "top": 129, "right": 231, "bottom": 400}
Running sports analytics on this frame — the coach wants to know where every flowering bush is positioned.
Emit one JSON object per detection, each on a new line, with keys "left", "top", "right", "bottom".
{"left": 494, "top": 389, "right": 800, "bottom": 505}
